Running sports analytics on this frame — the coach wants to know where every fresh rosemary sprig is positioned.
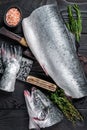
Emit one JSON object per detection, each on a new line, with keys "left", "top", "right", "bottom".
{"left": 66, "top": 4, "right": 82, "bottom": 42}
{"left": 49, "top": 88, "right": 83, "bottom": 124}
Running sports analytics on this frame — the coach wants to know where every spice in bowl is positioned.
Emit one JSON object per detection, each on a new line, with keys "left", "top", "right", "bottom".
{"left": 4, "top": 6, "right": 22, "bottom": 27}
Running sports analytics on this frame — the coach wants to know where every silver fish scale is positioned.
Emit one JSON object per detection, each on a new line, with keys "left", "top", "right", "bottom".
{"left": 22, "top": 5, "right": 87, "bottom": 98}
{"left": 34, "top": 93, "right": 45, "bottom": 110}
{"left": 49, "top": 103, "right": 63, "bottom": 124}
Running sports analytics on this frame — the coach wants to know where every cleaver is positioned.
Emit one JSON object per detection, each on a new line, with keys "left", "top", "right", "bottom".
{"left": 0, "top": 56, "right": 57, "bottom": 92}
{"left": 0, "top": 28, "right": 56, "bottom": 91}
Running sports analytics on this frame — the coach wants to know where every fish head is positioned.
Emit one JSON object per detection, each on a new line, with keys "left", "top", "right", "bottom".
{"left": 24, "top": 87, "right": 49, "bottom": 120}
{"left": 24, "top": 87, "right": 63, "bottom": 129}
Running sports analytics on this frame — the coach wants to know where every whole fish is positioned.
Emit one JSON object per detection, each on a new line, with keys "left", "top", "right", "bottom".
{"left": 24, "top": 87, "right": 63, "bottom": 129}
{"left": 22, "top": 5, "right": 87, "bottom": 98}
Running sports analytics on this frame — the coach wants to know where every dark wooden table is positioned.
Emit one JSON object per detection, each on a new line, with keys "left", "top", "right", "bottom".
{"left": 0, "top": 0, "right": 87, "bottom": 130}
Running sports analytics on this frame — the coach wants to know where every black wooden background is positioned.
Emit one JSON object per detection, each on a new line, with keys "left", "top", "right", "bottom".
{"left": 0, "top": 0, "right": 87, "bottom": 130}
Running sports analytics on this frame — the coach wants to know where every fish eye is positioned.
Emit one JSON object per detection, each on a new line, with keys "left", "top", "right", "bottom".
{"left": 40, "top": 107, "right": 49, "bottom": 120}
{"left": 41, "top": 112, "right": 46, "bottom": 119}
{"left": 34, "top": 94, "right": 39, "bottom": 101}
{"left": 38, "top": 111, "right": 46, "bottom": 120}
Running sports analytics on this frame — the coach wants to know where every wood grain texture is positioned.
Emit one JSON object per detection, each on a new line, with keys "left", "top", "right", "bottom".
{"left": 26, "top": 76, "right": 57, "bottom": 91}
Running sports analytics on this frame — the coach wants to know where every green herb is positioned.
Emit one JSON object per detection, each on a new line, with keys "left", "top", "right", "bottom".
{"left": 49, "top": 88, "right": 83, "bottom": 124}
{"left": 66, "top": 4, "right": 82, "bottom": 42}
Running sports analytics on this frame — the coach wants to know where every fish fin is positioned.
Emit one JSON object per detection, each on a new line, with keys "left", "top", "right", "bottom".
{"left": 24, "top": 90, "right": 31, "bottom": 105}
{"left": 24, "top": 90, "right": 33, "bottom": 114}
{"left": 24, "top": 90, "right": 30, "bottom": 96}
{"left": 29, "top": 117, "right": 40, "bottom": 130}
{"left": 41, "top": 64, "right": 48, "bottom": 76}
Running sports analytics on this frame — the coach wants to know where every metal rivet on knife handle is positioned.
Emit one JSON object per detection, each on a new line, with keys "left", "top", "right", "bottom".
{"left": 26, "top": 76, "right": 57, "bottom": 92}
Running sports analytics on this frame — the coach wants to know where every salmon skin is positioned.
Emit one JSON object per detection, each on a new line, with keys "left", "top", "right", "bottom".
{"left": 22, "top": 5, "right": 87, "bottom": 98}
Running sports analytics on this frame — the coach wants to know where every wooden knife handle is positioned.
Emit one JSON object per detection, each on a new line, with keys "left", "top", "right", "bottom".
{"left": 26, "top": 76, "right": 57, "bottom": 92}
{"left": 0, "top": 27, "right": 28, "bottom": 47}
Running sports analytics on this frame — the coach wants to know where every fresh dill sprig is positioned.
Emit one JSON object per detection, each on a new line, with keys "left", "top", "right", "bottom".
{"left": 49, "top": 88, "right": 83, "bottom": 124}
{"left": 66, "top": 4, "right": 82, "bottom": 42}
